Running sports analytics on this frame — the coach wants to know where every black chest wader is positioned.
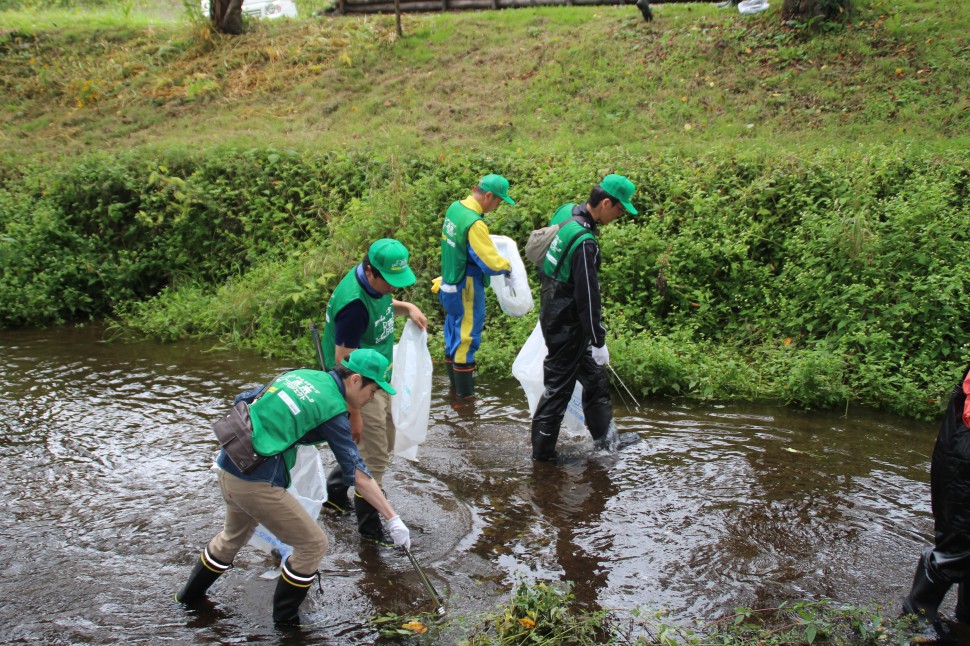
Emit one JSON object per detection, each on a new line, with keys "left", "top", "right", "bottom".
{"left": 902, "top": 363, "right": 970, "bottom": 639}
{"left": 530, "top": 274, "right": 613, "bottom": 462}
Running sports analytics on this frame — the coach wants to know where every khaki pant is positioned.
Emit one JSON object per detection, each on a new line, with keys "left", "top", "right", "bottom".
{"left": 208, "top": 469, "right": 328, "bottom": 575}
{"left": 358, "top": 389, "right": 394, "bottom": 487}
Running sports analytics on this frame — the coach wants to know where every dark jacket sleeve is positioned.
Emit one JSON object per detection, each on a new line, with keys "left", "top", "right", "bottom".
{"left": 570, "top": 238, "right": 607, "bottom": 348}
{"left": 301, "top": 413, "right": 373, "bottom": 485}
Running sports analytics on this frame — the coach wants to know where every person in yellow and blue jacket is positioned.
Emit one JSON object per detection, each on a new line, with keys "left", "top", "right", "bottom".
{"left": 436, "top": 174, "right": 514, "bottom": 398}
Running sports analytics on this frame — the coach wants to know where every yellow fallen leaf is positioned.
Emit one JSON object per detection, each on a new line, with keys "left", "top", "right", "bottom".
{"left": 402, "top": 621, "right": 427, "bottom": 634}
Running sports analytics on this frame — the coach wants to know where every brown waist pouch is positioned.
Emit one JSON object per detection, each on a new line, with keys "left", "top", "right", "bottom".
{"left": 212, "top": 400, "right": 266, "bottom": 474}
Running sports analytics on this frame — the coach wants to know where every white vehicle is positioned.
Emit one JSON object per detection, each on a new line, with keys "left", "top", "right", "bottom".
{"left": 200, "top": 0, "right": 298, "bottom": 20}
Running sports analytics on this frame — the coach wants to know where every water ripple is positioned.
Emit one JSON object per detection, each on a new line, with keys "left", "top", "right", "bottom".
{"left": 0, "top": 327, "right": 943, "bottom": 642}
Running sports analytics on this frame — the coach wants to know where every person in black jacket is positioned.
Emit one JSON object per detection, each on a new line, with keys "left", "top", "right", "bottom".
{"left": 530, "top": 174, "right": 637, "bottom": 462}
{"left": 902, "top": 363, "right": 970, "bottom": 641}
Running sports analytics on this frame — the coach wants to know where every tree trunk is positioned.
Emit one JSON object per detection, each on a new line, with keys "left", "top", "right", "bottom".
{"left": 209, "top": 0, "right": 244, "bottom": 35}
{"left": 781, "top": 0, "right": 850, "bottom": 23}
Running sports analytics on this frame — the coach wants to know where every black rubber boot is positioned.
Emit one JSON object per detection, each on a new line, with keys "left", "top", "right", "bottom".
{"left": 453, "top": 363, "right": 476, "bottom": 398}
{"left": 176, "top": 547, "right": 232, "bottom": 604}
{"left": 323, "top": 465, "right": 351, "bottom": 516}
{"left": 902, "top": 552, "right": 952, "bottom": 624}
{"left": 957, "top": 582, "right": 970, "bottom": 624}
{"left": 273, "top": 560, "right": 316, "bottom": 625}
{"left": 355, "top": 493, "right": 392, "bottom": 546}
{"left": 585, "top": 403, "right": 618, "bottom": 451}
{"left": 531, "top": 421, "right": 561, "bottom": 462}
{"left": 445, "top": 357, "right": 455, "bottom": 390}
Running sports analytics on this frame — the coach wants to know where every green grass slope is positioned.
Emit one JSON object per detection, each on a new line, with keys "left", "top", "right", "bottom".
{"left": 2, "top": 0, "right": 968, "bottom": 163}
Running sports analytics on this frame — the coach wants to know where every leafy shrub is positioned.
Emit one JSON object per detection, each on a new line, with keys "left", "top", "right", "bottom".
{"left": 3, "top": 145, "right": 969, "bottom": 419}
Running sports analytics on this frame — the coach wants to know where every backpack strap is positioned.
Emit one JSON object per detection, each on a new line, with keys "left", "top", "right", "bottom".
{"left": 554, "top": 218, "right": 594, "bottom": 280}
{"left": 559, "top": 214, "right": 583, "bottom": 230}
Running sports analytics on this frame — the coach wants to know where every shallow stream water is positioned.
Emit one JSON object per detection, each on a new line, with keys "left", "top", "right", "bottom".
{"left": 0, "top": 325, "right": 946, "bottom": 643}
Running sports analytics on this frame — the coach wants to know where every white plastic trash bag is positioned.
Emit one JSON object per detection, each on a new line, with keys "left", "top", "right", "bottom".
{"left": 392, "top": 319, "right": 432, "bottom": 461}
{"left": 511, "top": 322, "right": 586, "bottom": 438}
{"left": 247, "top": 445, "right": 327, "bottom": 561}
{"left": 738, "top": 0, "right": 769, "bottom": 13}
{"left": 489, "top": 235, "right": 534, "bottom": 317}
{"left": 511, "top": 322, "right": 547, "bottom": 415}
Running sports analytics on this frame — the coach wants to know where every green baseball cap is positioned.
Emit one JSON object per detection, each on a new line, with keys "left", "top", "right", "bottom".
{"left": 368, "top": 238, "right": 416, "bottom": 289}
{"left": 341, "top": 348, "right": 396, "bottom": 395}
{"left": 478, "top": 174, "right": 515, "bottom": 205}
{"left": 599, "top": 174, "right": 638, "bottom": 215}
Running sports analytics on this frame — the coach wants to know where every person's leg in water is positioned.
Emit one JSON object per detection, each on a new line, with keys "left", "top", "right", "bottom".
{"left": 355, "top": 390, "right": 395, "bottom": 545}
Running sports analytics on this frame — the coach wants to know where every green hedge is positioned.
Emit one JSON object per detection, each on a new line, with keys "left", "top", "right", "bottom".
{"left": 1, "top": 146, "right": 968, "bottom": 419}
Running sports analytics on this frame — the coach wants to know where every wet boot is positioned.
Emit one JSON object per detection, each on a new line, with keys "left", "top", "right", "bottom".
{"left": 453, "top": 363, "right": 476, "bottom": 398}
{"left": 585, "top": 404, "right": 617, "bottom": 452}
{"left": 956, "top": 582, "right": 970, "bottom": 624}
{"left": 445, "top": 357, "right": 455, "bottom": 391}
{"left": 273, "top": 560, "right": 316, "bottom": 625}
{"left": 176, "top": 547, "right": 232, "bottom": 604}
{"left": 531, "top": 420, "right": 561, "bottom": 462}
{"left": 902, "top": 552, "right": 952, "bottom": 626}
{"left": 323, "top": 464, "right": 351, "bottom": 516}
{"left": 355, "top": 492, "right": 393, "bottom": 547}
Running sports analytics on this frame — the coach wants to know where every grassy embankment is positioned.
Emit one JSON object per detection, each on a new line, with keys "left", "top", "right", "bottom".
{"left": 1, "top": 1, "right": 969, "bottom": 423}
{"left": 2, "top": 0, "right": 968, "bottom": 158}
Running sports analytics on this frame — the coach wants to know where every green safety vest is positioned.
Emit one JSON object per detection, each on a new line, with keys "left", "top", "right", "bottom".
{"left": 440, "top": 200, "right": 483, "bottom": 284}
{"left": 250, "top": 370, "right": 348, "bottom": 482}
{"left": 542, "top": 219, "right": 596, "bottom": 283}
{"left": 549, "top": 203, "right": 575, "bottom": 226}
{"left": 321, "top": 268, "right": 395, "bottom": 372}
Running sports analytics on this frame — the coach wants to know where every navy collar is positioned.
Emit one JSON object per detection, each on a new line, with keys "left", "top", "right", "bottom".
{"left": 355, "top": 263, "right": 382, "bottom": 298}
{"left": 328, "top": 370, "right": 347, "bottom": 397}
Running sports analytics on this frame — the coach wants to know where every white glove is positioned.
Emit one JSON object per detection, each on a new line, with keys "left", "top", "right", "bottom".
{"left": 591, "top": 344, "right": 610, "bottom": 366}
{"left": 386, "top": 515, "right": 411, "bottom": 550}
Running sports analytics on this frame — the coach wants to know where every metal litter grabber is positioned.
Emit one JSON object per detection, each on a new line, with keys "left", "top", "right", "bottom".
{"left": 607, "top": 363, "right": 642, "bottom": 413}
{"left": 403, "top": 546, "right": 446, "bottom": 616}
{"left": 308, "top": 320, "right": 326, "bottom": 371}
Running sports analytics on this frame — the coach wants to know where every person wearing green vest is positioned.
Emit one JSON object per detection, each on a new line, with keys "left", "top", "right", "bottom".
{"left": 436, "top": 174, "right": 514, "bottom": 398}
{"left": 175, "top": 349, "right": 412, "bottom": 626}
{"left": 531, "top": 174, "right": 637, "bottom": 462}
{"left": 319, "top": 239, "right": 427, "bottom": 547}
